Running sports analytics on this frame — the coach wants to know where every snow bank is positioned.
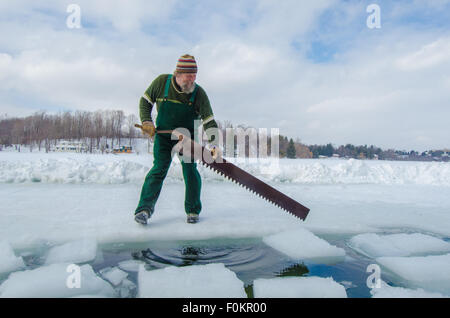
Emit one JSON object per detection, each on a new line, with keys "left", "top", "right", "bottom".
{"left": 0, "top": 241, "right": 25, "bottom": 275}
{"left": 377, "top": 253, "right": 450, "bottom": 295}
{"left": 253, "top": 276, "right": 347, "bottom": 298}
{"left": 0, "top": 263, "right": 115, "bottom": 297}
{"left": 45, "top": 239, "right": 98, "bottom": 265}
{"left": 138, "top": 263, "right": 246, "bottom": 298}
{"left": 370, "top": 281, "right": 447, "bottom": 298}
{"left": 349, "top": 233, "right": 450, "bottom": 258}
{"left": 263, "top": 228, "right": 345, "bottom": 264}
{"left": 1, "top": 152, "right": 450, "bottom": 186}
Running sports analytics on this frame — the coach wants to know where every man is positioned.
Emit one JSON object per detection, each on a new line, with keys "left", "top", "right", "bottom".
{"left": 135, "top": 54, "right": 219, "bottom": 225}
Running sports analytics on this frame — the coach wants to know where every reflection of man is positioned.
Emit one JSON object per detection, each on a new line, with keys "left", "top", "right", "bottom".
{"left": 135, "top": 54, "right": 219, "bottom": 225}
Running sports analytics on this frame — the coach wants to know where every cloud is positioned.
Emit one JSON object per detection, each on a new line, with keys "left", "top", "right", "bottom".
{"left": 0, "top": 0, "right": 449, "bottom": 151}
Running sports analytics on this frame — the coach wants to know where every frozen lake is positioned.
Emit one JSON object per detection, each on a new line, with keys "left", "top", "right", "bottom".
{"left": 1, "top": 150, "right": 449, "bottom": 298}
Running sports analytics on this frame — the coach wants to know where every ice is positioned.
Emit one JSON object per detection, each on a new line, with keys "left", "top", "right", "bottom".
{"left": 376, "top": 253, "right": 450, "bottom": 295}
{"left": 138, "top": 263, "right": 246, "bottom": 298}
{"left": 118, "top": 259, "right": 145, "bottom": 272}
{"left": 45, "top": 239, "right": 98, "bottom": 265}
{"left": 370, "top": 281, "right": 447, "bottom": 298}
{"left": 117, "top": 278, "right": 137, "bottom": 298}
{"left": 99, "top": 267, "right": 128, "bottom": 286}
{"left": 262, "top": 228, "right": 345, "bottom": 264}
{"left": 349, "top": 233, "right": 450, "bottom": 258}
{"left": 0, "top": 241, "right": 25, "bottom": 275}
{"left": 1, "top": 150, "right": 450, "bottom": 297}
{"left": 0, "top": 263, "right": 115, "bottom": 297}
{"left": 253, "top": 276, "right": 347, "bottom": 298}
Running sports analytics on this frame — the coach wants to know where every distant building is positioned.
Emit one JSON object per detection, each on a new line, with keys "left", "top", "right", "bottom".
{"left": 113, "top": 146, "right": 133, "bottom": 154}
{"left": 54, "top": 141, "right": 87, "bottom": 153}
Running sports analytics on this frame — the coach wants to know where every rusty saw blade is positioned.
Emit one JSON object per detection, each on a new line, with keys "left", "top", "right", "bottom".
{"left": 199, "top": 156, "right": 310, "bottom": 220}
{"left": 135, "top": 124, "right": 310, "bottom": 220}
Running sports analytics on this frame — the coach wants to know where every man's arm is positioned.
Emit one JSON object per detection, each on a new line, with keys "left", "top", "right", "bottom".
{"left": 139, "top": 74, "right": 166, "bottom": 123}
{"left": 196, "top": 87, "right": 219, "bottom": 145}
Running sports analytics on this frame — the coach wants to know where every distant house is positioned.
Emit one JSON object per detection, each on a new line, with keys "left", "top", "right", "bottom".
{"left": 113, "top": 146, "right": 133, "bottom": 154}
{"left": 332, "top": 154, "right": 340, "bottom": 158}
{"left": 54, "top": 141, "right": 87, "bottom": 153}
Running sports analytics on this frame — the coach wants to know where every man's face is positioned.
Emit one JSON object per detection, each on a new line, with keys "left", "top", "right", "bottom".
{"left": 176, "top": 72, "right": 196, "bottom": 93}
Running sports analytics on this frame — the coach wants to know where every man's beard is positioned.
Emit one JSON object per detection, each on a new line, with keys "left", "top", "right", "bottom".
{"left": 180, "top": 81, "right": 195, "bottom": 93}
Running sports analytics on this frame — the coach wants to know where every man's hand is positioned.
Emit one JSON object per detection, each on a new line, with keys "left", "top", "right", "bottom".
{"left": 140, "top": 121, "right": 156, "bottom": 137}
{"left": 210, "top": 145, "right": 222, "bottom": 160}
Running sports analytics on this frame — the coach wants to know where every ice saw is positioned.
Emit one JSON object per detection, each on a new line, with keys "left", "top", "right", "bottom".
{"left": 135, "top": 124, "right": 310, "bottom": 221}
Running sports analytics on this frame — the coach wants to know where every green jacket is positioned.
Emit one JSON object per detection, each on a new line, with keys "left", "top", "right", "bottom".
{"left": 139, "top": 74, "right": 219, "bottom": 144}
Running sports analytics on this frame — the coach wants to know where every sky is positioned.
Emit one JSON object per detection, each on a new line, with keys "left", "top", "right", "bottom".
{"left": 0, "top": 0, "right": 449, "bottom": 152}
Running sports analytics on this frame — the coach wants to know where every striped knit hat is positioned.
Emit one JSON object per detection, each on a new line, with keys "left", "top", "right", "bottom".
{"left": 175, "top": 54, "right": 198, "bottom": 74}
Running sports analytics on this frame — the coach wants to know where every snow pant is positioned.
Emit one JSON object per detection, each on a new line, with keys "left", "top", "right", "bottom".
{"left": 135, "top": 133, "right": 202, "bottom": 216}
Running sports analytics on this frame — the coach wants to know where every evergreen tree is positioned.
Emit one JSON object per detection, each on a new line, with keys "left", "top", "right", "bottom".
{"left": 287, "top": 138, "right": 296, "bottom": 159}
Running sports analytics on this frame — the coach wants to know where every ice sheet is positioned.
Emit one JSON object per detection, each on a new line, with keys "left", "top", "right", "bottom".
{"left": 377, "top": 253, "right": 450, "bottom": 295}
{"left": 138, "top": 263, "right": 246, "bottom": 298}
{"left": 0, "top": 241, "right": 25, "bottom": 275}
{"left": 253, "top": 276, "right": 347, "bottom": 298}
{"left": 0, "top": 263, "right": 115, "bottom": 297}
{"left": 263, "top": 228, "right": 345, "bottom": 264}
{"left": 349, "top": 233, "right": 450, "bottom": 258}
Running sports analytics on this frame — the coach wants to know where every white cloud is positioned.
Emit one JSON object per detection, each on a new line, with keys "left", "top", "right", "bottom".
{"left": 395, "top": 37, "right": 450, "bottom": 71}
{"left": 0, "top": 0, "right": 449, "bottom": 151}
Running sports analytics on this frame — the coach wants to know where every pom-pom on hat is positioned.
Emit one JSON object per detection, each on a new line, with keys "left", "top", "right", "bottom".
{"left": 175, "top": 54, "right": 198, "bottom": 74}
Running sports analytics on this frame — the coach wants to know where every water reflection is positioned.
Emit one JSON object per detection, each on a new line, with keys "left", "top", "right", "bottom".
{"left": 276, "top": 262, "right": 309, "bottom": 277}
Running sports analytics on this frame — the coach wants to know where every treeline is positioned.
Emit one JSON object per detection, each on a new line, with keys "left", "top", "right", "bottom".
{"left": 0, "top": 110, "right": 139, "bottom": 152}
{"left": 1, "top": 111, "right": 447, "bottom": 161}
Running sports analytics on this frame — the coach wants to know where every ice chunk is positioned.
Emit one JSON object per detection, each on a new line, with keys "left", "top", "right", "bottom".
{"left": 118, "top": 278, "right": 137, "bottom": 298}
{"left": 370, "top": 281, "right": 446, "bottom": 298}
{"left": 263, "top": 228, "right": 345, "bottom": 264}
{"left": 0, "top": 263, "right": 115, "bottom": 297}
{"left": 349, "top": 233, "right": 450, "bottom": 258}
{"left": 118, "top": 259, "right": 145, "bottom": 272}
{"left": 377, "top": 253, "right": 450, "bottom": 295}
{"left": 253, "top": 276, "right": 347, "bottom": 298}
{"left": 99, "top": 267, "right": 128, "bottom": 286}
{"left": 0, "top": 241, "right": 25, "bottom": 274}
{"left": 138, "top": 263, "right": 246, "bottom": 298}
{"left": 45, "top": 239, "right": 97, "bottom": 265}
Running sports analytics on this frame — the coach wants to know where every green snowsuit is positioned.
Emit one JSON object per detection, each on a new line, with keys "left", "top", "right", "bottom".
{"left": 135, "top": 74, "right": 218, "bottom": 217}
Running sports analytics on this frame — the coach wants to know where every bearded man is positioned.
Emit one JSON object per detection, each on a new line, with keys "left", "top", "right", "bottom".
{"left": 135, "top": 54, "right": 219, "bottom": 225}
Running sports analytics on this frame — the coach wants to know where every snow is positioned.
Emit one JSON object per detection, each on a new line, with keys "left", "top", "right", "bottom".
{"left": 0, "top": 263, "right": 115, "bottom": 297}
{"left": 370, "top": 281, "right": 447, "bottom": 298}
{"left": 138, "top": 263, "right": 247, "bottom": 298}
{"left": 1, "top": 150, "right": 450, "bottom": 186}
{"left": 253, "top": 276, "right": 347, "bottom": 298}
{"left": 376, "top": 254, "right": 450, "bottom": 295}
{"left": 349, "top": 233, "right": 450, "bottom": 258}
{"left": 0, "top": 241, "right": 25, "bottom": 275}
{"left": 45, "top": 239, "right": 98, "bottom": 265}
{"left": 262, "top": 228, "right": 345, "bottom": 264}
